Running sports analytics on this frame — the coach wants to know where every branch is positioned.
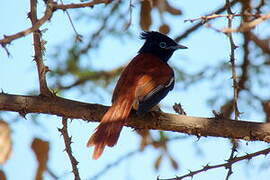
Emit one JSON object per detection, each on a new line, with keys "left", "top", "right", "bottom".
{"left": 56, "top": 67, "right": 124, "bottom": 90}
{"left": 0, "top": 0, "right": 112, "bottom": 47}
{"left": 249, "top": 32, "right": 270, "bottom": 55}
{"left": 226, "top": 0, "right": 239, "bottom": 120}
{"left": 158, "top": 147, "right": 270, "bottom": 180}
{"left": 0, "top": 0, "right": 55, "bottom": 47}
{"left": 224, "top": 1, "right": 240, "bottom": 178}
{"left": 1, "top": 93, "right": 270, "bottom": 143}
{"left": 29, "top": 0, "right": 53, "bottom": 97}
{"left": 59, "top": 117, "right": 81, "bottom": 180}
{"left": 184, "top": 13, "right": 260, "bottom": 23}
{"left": 90, "top": 150, "right": 138, "bottom": 180}
{"left": 90, "top": 135, "right": 187, "bottom": 180}
{"left": 174, "top": 0, "right": 238, "bottom": 42}
{"left": 222, "top": 11, "right": 270, "bottom": 33}
{"left": 53, "top": 0, "right": 112, "bottom": 10}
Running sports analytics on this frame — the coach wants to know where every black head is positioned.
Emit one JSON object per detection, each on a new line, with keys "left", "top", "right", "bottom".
{"left": 138, "top": 31, "right": 187, "bottom": 63}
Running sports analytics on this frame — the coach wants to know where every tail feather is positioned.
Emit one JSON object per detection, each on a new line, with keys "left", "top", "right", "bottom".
{"left": 87, "top": 100, "right": 132, "bottom": 159}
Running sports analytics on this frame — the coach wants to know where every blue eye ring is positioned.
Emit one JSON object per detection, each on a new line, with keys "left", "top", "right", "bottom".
{"left": 159, "top": 42, "right": 167, "bottom": 48}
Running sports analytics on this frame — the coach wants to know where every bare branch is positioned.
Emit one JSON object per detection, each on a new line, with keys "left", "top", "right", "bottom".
{"left": 0, "top": 0, "right": 113, "bottom": 47}
{"left": 0, "top": 0, "right": 54, "bottom": 46}
{"left": 224, "top": 1, "right": 240, "bottom": 178}
{"left": 158, "top": 147, "right": 270, "bottom": 180}
{"left": 53, "top": 0, "right": 113, "bottom": 10}
{"left": 250, "top": 32, "right": 270, "bottom": 54}
{"left": 184, "top": 13, "right": 260, "bottom": 23}
{"left": 59, "top": 117, "right": 81, "bottom": 180}
{"left": 56, "top": 67, "right": 124, "bottom": 90}
{"left": 222, "top": 11, "right": 270, "bottom": 33}
{"left": 29, "top": 0, "right": 53, "bottom": 97}
{"left": 59, "top": 0, "right": 82, "bottom": 42}
{"left": 226, "top": 0, "right": 239, "bottom": 120}
{"left": 90, "top": 150, "right": 138, "bottom": 180}
{"left": 1, "top": 93, "right": 270, "bottom": 143}
{"left": 175, "top": 0, "right": 238, "bottom": 42}
{"left": 90, "top": 135, "right": 187, "bottom": 180}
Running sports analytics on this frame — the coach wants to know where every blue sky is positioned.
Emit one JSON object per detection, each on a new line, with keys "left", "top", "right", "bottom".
{"left": 1, "top": 0, "right": 270, "bottom": 180}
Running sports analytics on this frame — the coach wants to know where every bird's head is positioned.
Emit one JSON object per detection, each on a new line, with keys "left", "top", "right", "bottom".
{"left": 138, "top": 31, "right": 187, "bottom": 63}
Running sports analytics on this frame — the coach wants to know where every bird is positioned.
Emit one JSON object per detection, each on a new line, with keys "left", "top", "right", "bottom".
{"left": 87, "top": 31, "right": 187, "bottom": 160}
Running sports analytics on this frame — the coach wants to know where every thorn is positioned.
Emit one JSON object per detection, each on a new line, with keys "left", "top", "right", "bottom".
{"left": 203, "top": 163, "right": 210, "bottom": 169}
{"left": 173, "top": 103, "right": 187, "bottom": 115}
{"left": 212, "top": 110, "right": 224, "bottom": 119}
{"left": 45, "top": 66, "right": 50, "bottom": 73}
{"left": 27, "top": 12, "right": 31, "bottom": 19}
{"left": 58, "top": 128, "right": 64, "bottom": 134}
{"left": 75, "top": 34, "right": 83, "bottom": 42}
{"left": 1, "top": 43, "right": 11, "bottom": 57}
{"left": 19, "top": 110, "right": 27, "bottom": 119}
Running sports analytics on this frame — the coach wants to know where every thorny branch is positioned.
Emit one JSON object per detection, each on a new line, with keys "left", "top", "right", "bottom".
{"left": 29, "top": 0, "right": 53, "bottom": 96}
{"left": 59, "top": 117, "right": 81, "bottom": 180}
{"left": 1, "top": 93, "right": 270, "bottom": 143}
{"left": 184, "top": 13, "right": 262, "bottom": 23}
{"left": 0, "top": 0, "right": 54, "bottom": 52}
{"left": 53, "top": 0, "right": 113, "bottom": 10}
{"left": 226, "top": 0, "right": 239, "bottom": 121}
{"left": 224, "top": 0, "right": 239, "bottom": 178}
{"left": 0, "top": 0, "right": 113, "bottom": 48}
{"left": 158, "top": 147, "right": 270, "bottom": 180}
{"left": 90, "top": 135, "right": 188, "bottom": 180}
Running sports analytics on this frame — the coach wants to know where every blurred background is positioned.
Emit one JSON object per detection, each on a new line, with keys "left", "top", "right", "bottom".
{"left": 0, "top": 0, "right": 270, "bottom": 179}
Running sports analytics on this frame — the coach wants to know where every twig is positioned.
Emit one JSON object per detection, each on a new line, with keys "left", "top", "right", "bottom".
{"left": 59, "top": 0, "right": 82, "bottom": 42}
{"left": 224, "top": 0, "right": 239, "bottom": 178}
{"left": 222, "top": 11, "right": 270, "bottom": 33}
{"left": 59, "top": 117, "right": 81, "bottom": 180}
{"left": 89, "top": 150, "right": 138, "bottom": 180}
{"left": 174, "top": 0, "right": 238, "bottom": 42}
{"left": 0, "top": 0, "right": 112, "bottom": 47}
{"left": 123, "top": 0, "right": 133, "bottom": 30}
{"left": 29, "top": 0, "right": 53, "bottom": 97}
{"left": 53, "top": 0, "right": 113, "bottom": 10}
{"left": 249, "top": 32, "right": 270, "bottom": 54}
{"left": 0, "top": 0, "right": 54, "bottom": 46}
{"left": 184, "top": 13, "right": 260, "bottom": 23}
{"left": 56, "top": 67, "right": 123, "bottom": 90}
{"left": 225, "top": 141, "right": 237, "bottom": 180}
{"left": 90, "top": 135, "right": 187, "bottom": 180}
{"left": 158, "top": 147, "right": 270, "bottom": 180}
{"left": 226, "top": 0, "right": 239, "bottom": 120}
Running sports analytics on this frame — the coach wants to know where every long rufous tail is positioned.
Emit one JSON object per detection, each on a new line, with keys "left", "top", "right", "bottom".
{"left": 87, "top": 100, "right": 132, "bottom": 160}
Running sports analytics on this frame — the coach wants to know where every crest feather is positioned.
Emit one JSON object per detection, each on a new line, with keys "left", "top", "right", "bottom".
{"left": 140, "top": 31, "right": 157, "bottom": 40}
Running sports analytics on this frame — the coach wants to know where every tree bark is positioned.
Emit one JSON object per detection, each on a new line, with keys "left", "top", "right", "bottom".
{"left": 1, "top": 93, "right": 270, "bottom": 143}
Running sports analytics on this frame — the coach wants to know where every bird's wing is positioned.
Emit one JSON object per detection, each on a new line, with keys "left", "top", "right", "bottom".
{"left": 135, "top": 74, "right": 174, "bottom": 115}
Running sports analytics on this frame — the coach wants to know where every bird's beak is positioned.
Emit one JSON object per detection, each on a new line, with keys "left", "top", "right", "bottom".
{"left": 170, "top": 44, "right": 188, "bottom": 50}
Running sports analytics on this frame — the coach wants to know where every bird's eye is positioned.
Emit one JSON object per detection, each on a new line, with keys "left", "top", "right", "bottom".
{"left": 159, "top": 42, "right": 167, "bottom": 48}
